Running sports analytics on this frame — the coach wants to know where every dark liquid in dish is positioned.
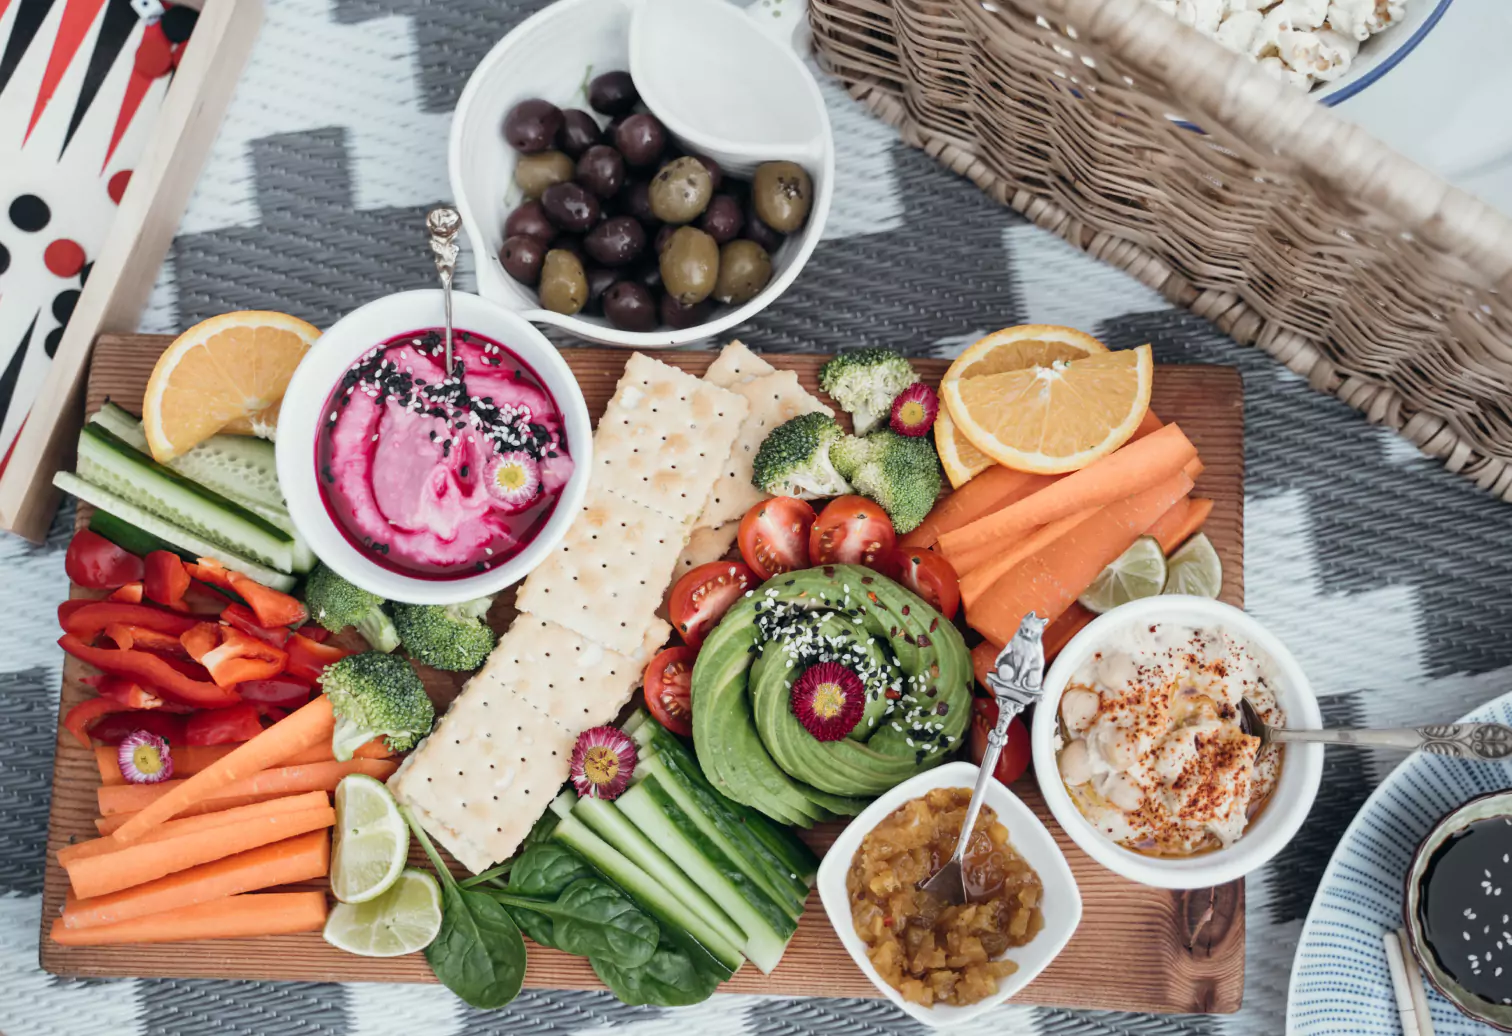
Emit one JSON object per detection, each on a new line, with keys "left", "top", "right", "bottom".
{"left": 315, "top": 327, "right": 570, "bottom": 580}
{"left": 1420, "top": 816, "right": 1512, "bottom": 1006}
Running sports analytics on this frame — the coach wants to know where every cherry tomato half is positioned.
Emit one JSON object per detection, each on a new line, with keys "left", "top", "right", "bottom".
{"left": 810, "top": 496, "right": 895, "bottom": 567}
{"left": 738, "top": 497, "right": 816, "bottom": 581}
{"left": 668, "top": 561, "right": 756, "bottom": 649}
{"left": 65, "top": 529, "right": 145, "bottom": 590}
{"left": 969, "top": 697, "right": 1032, "bottom": 786}
{"left": 643, "top": 645, "right": 698, "bottom": 737}
{"left": 876, "top": 546, "right": 961, "bottom": 620}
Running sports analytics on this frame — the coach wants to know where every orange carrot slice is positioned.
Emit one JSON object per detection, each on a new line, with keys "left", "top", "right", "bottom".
{"left": 959, "top": 508, "right": 1098, "bottom": 608}
{"left": 95, "top": 738, "right": 392, "bottom": 787}
{"left": 61, "top": 791, "right": 329, "bottom": 867}
{"left": 50, "top": 891, "right": 328, "bottom": 945}
{"left": 1153, "top": 497, "right": 1213, "bottom": 555}
{"left": 899, "top": 468, "right": 1037, "bottom": 550}
{"left": 98, "top": 758, "right": 395, "bottom": 817}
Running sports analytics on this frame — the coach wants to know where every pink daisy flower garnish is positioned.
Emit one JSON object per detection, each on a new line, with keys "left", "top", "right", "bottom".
{"left": 889, "top": 383, "right": 939, "bottom": 437}
{"left": 118, "top": 730, "right": 174, "bottom": 784}
{"left": 790, "top": 662, "right": 867, "bottom": 742}
{"left": 570, "top": 725, "right": 638, "bottom": 800}
{"left": 484, "top": 450, "right": 542, "bottom": 513}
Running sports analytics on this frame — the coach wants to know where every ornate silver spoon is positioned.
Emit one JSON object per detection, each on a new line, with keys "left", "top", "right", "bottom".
{"left": 1239, "top": 699, "right": 1512, "bottom": 761}
{"left": 425, "top": 206, "right": 461, "bottom": 374}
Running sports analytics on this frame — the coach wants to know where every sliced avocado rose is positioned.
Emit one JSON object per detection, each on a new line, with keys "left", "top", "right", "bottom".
{"left": 690, "top": 564, "right": 972, "bottom": 826}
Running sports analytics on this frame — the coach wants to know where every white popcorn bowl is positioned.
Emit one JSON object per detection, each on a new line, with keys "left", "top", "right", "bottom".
{"left": 1318, "top": 0, "right": 1453, "bottom": 106}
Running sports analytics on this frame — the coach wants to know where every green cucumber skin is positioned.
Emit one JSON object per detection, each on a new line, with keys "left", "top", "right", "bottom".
{"left": 87, "top": 510, "right": 193, "bottom": 562}
{"left": 76, "top": 424, "right": 293, "bottom": 572}
{"left": 570, "top": 796, "right": 747, "bottom": 950}
{"left": 549, "top": 812, "right": 744, "bottom": 975}
{"left": 56, "top": 472, "right": 296, "bottom": 591}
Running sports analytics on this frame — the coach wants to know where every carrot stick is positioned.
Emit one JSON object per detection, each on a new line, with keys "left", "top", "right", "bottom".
{"left": 1183, "top": 456, "right": 1204, "bottom": 481}
{"left": 50, "top": 891, "right": 327, "bottom": 945}
{"left": 67, "top": 806, "right": 335, "bottom": 899}
{"left": 966, "top": 470, "right": 1194, "bottom": 645}
{"left": 98, "top": 758, "right": 395, "bottom": 817}
{"left": 1156, "top": 497, "right": 1213, "bottom": 554}
{"left": 110, "top": 695, "right": 335, "bottom": 844}
{"left": 939, "top": 423, "right": 1197, "bottom": 564}
{"left": 1133, "top": 409, "right": 1164, "bottom": 439}
{"left": 62, "top": 829, "right": 330, "bottom": 930}
{"left": 62, "top": 792, "right": 329, "bottom": 867}
{"left": 959, "top": 509, "right": 1098, "bottom": 608}
{"left": 95, "top": 738, "right": 391, "bottom": 787}
{"left": 97, "top": 796, "right": 282, "bottom": 835}
{"left": 1144, "top": 497, "right": 1191, "bottom": 555}
{"left": 900, "top": 468, "right": 1035, "bottom": 550}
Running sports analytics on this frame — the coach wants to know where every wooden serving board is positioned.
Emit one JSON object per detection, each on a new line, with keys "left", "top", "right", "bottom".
{"left": 41, "top": 334, "right": 1246, "bottom": 1014}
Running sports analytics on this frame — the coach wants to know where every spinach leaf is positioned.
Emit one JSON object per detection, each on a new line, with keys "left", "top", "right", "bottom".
{"left": 492, "top": 879, "right": 658, "bottom": 966}
{"left": 589, "top": 925, "right": 723, "bottom": 1007}
{"left": 507, "top": 842, "right": 593, "bottom": 897}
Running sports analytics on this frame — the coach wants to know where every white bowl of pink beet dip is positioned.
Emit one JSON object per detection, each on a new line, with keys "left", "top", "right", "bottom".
{"left": 1032, "top": 595, "right": 1323, "bottom": 890}
{"left": 276, "top": 289, "right": 591, "bottom": 604}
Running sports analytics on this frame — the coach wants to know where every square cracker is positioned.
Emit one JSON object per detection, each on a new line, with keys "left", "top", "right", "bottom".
{"left": 391, "top": 692, "right": 575, "bottom": 873}
{"left": 673, "top": 521, "right": 740, "bottom": 577}
{"left": 514, "top": 485, "right": 687, "bottom": 655}
{"left": 592, "top": 352, "right": 747, "bottom": 524}
{"left": 697, "top": 369, "right": 834, "bottom": 528}
{"left": 704, "top": 340, "right": 775, "bottom": 388}
{"left": 488, "top": 613, "right": 670, "bottom": 730}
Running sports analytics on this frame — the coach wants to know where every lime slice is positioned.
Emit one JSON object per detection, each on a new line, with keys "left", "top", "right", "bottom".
{"left": 324, "top": 867, "right": 443, "bottom": 957}
{"left": 1078, "top": 536, "right": 1168, "bottom": 614}
{"left": 331, "top": 773, "right": 409, "bottom": 904}
{"left": 1163, "top": 532, "right": 1222, "bottom": 598}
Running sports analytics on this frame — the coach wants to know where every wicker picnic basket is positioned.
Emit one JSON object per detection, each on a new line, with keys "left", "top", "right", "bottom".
{"left": 807, "top": 0, "right": 1512, "bottom": 499}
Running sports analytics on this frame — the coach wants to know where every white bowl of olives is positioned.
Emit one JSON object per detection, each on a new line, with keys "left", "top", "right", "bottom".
{"left": 449, "top": 0, "right": 833, "bottom": 348}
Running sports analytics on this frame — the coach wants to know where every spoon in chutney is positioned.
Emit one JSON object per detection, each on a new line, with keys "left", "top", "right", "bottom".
{"left": 1239, "top": 698, "right": 1512, "bottom": 761}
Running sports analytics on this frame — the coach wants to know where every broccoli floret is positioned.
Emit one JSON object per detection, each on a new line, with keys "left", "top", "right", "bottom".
{"left": 303, "top": 563, "right": 400, "bottom": 653}
{"left": 847, "top": 430, "right": 943, "bottom": 534}
{"left": 818, "top": 348, "right": 918, "bottom": 436}
{"left": 322, "top": 651, "right": 435, "bottom": 760}
{"left": 751, "top": 412, "right": 853, "bottom": 499}
{"left": 829, "top": 434, "right": 871, "bottom": 482}
{"left": 391, "top": 598, "right": 497, "bottom": 671}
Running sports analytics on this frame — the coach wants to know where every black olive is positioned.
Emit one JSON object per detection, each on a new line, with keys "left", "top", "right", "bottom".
{"left": 654, "top": 223, "right": 676, "bottom": 255}
{"left": 660, "top": 294, "right": 714, "bottom": 330}
{"left": 602, "top": 281, "right": 657, "bottom": 332}
{"left": 699, "top": 193, "right": 744, "bottom": 244}
{"left": 540, "top": 182, "right": 601, "bottom": 233}
{"left": 621, "top": 178, "right": 659, "bottom": 227}
{"left": 556, "top": 108, "right": 600, "bottom": 158}
{"left": 575, "top": 145, "right": 625, "bottom": 199}
{"left": 500, "top": 234, "right": 546, "bottom": 285}
{"left": 588, "top": 71, "right": 638, "bottom": 116}
{"left": 743, "top": 198, "right": 785, "bottom": 253}
{"left": 502, "top": 98, "right": 563, "bottom": 153}
{"left": 585, "top": 216, "right": 646, "bottom": 266}
{"left": 504, "top": 201, "right": 557, "bottom": 244}
{"left": 614, "top": 113, "right": 666, "bottom": 168}
{"left": 692, "top": 155, "right": 723, "bottom": 192}
{"left": 583, "top": 264, "right": 617, "bottom": 316}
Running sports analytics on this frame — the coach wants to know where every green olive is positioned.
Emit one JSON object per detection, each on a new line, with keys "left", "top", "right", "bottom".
{"left": 648, "top": 156, "right": 714, "bottom": 224}
{"left": 514, "top": 150, "right": 575, "bottom": 199}
{"left": 659, "top": 226, "right": 719, "bottom": 306}
{"left": 538, "top": 249, "right": 588, "bottom": 314}
{"left": 752, "top": 161, "right": 812, "bottom": 234}
{"left": 713, "top": 239, "right": 772, "bottom": 305}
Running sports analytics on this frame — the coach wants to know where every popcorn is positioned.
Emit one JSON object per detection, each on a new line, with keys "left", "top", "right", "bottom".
{"left": 1144, "top": 0, "right": 1405, "bottom": 89}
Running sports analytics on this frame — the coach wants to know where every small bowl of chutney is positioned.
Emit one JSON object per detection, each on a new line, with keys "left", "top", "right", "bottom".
{"left": 1405, "top": 790, "right": 1512, "bottom": 1031}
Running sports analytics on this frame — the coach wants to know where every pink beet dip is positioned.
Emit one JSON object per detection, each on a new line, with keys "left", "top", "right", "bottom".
{"left": 315, "top": 327, "right": 574, "bottom": 580}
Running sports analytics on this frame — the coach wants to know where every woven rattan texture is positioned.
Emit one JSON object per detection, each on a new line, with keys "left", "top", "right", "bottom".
{"left": 808, "top": 0, "right": 1512, "bottom": 500}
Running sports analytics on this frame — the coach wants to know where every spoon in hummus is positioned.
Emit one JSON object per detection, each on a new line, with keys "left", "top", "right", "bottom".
{"left": 1239, "top": 699, "right": 1512, "bottom": 761}
{"left": 425, "top": 206, "right": 462, "bottom": 373}
{"left": 918, "top": 612, "right": 1049, "bottom": 906}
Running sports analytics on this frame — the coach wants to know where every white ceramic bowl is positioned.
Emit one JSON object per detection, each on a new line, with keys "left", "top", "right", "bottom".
{"left": 275, "top": 290, "right": 591, "bottom": 605}
{"left": 448, "top": 0, "right": 833, "bottom": 348}
{"left": 1316, "top": 0, "right": 1454, "bottom": 107}
{"left": 1031, "top": 595, "right": 1322, "bottom": 890}
{"left": 816, "top": 761, "right": 1083, "bottom": 1028}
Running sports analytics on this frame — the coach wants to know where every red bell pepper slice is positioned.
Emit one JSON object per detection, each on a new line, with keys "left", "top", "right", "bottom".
{"left": 102, "top": 624, "right": 189, "bottom": 656}
{"left": 85, "top": 710, "right": 188, "bottom": 746}
{"left": 144, "top": 550, "right": 191, "bottom": 610}
{"left": 63, "top": 698, "right": 130, "bottom": 749}
{"left": 221, "top": 603, "right": 291, "bottom": 647}
{"left": 61, "top": 602, "right": 197, "bottom": 641}
{"left": 87, "top": 675, "right": 167, "bottom": 710}
{"left": 58, "top": 634, "right": 242, "bottom": 708}
{"left": 65, "top": 530, "right": 145, "bottom": 589}
{"left": 296, "top": 625, "right": 330, "bottom": 643}
{"left": 188, "top": 559, "right": 307, "bottom": 628}
{"left": 236, "top": 676, "right": 312, "bottom": 710}
{"left": 58, "top": 599, "right": 93, "bottom": 625}
{"left": 200, "top": 628, "right": 287, "bottom": 687}
{"left": 108, "top": 582, "right": 144, "bottom": 603}
{"left": 284, "top": 633, "right": 351, "bottom": 685}
{"left": 185, "top": 703, "right": 266, "bottom": 745}
{"left": 179, "top": 622, "right": 222, "bottom": 662}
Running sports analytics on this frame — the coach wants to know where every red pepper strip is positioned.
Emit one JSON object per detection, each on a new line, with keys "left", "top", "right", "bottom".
{"left": 180, "top": 622, "right": 222, "bottom": 663}
{"left": 144, "top": 550, "right": 191, "bottom": 610}
{"left": 90, "top": 676, "right": 166, "bottom": 710}
{"left": 185, "top": 703, "right": 266, "bottom": 745}
{"left": 221, "top": 603, "right": 291, "bottom": 647}
{"left": 296, "top": 625, "right": 330, "bottom": 643}
{"left": 86, "top": 710, "right": 188, "bottom": 746}
{"left": 200, "top": 627, "right": 288, "bottom": 688}
{"left": 58, "top": 599, "right": 94, "bottom": 625}
{"left": 63, "top": 698, "right": 130, "bottom": 749}
{"left": 189, "top": 559, "right": 308, "bottom": 628}
{"left": 61, "top": 602, "right": 197, "bottom": 641}
{"left": 58, "top": 634, "right": 242, "bottom": 708}
{"left": 142, "top": 650, "right": 215, "bottom": 685}
{"left": 102, "top": 624, "right": 189, "bottom": 657}
{"left": 236, "top": 676, "right": 312, "bottom": 709}
{"left": 65, "top": 529, "right": 145, "bottom": 589}
{"left": 284, "top": 633, "right": 351, "bottom": 685}
{"left": 108, "top": 582, "right": 144, "bottom": 603}
{"left": 181, "top": 580, "right": 234, "bottom": 616}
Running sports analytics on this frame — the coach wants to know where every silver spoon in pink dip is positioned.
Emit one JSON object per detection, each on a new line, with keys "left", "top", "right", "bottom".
{"left": 425, "top": 206, "right": 462, "bottom": 374}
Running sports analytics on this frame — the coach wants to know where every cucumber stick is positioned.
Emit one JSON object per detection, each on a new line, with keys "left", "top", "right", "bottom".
{"left": 547, "top": 797, "right": 744, "bottom": 975}
{"left": 570, "top": 796, "right": 746, "bottom": 950}
{"left": 617, "top": 777, "right": 796, "bottom": 974}
{"left": 55, "top": 472, "right": 296, "bottom": 591}
{"left": 75, "top": 424, "right": 293, "bottom": 572}
{"left": 88, "top": 510, "right": 194, "bottom": 562}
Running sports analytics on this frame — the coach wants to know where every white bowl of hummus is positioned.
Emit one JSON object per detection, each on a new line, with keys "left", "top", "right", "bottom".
{"left": 1031, "top": 595, "right": 1322, "bottom": 889}
{"left": 276, "top": 289, "right": 591, "bottom": 604}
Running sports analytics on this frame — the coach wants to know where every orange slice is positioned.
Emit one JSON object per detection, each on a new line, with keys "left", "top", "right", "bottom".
{"left": 143, "top": 311, "right": 321, "bottom": 461}
{"left": 942, "top": 344, "right": 1153, "bottom": 474}
{"left": 937, "top": 325, "right": 1109, "bottom": 485}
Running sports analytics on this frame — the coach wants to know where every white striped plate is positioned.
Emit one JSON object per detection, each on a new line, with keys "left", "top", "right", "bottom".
{"left": 1288, "top": 691, "right": 1512, "bottom": 1035}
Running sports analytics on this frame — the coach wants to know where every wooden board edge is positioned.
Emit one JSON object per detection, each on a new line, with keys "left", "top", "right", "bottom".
{"left": 0, "top": 0, "right": 266, "bottom": 543}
